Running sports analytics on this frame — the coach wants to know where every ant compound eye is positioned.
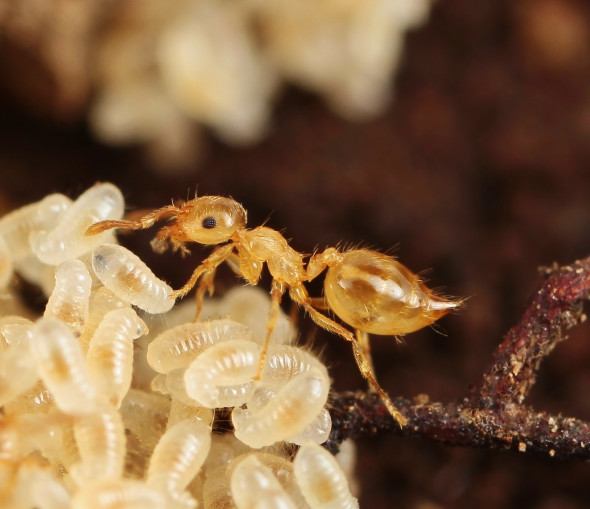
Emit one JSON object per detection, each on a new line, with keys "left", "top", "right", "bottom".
{"left": 202, "top": 217, "right": 217, "bottom": 229}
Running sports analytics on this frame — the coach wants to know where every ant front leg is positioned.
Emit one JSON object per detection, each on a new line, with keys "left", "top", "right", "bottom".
{"left": 85, "top": 205, "right": 180, "bottom": 236}
{"left": 171, "top": 243, "right": 235, "bottom": 319}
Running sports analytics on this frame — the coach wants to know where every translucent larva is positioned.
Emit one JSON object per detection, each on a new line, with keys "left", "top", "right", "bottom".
{"left": 201, "top": 286, "right": 296, "bottom": 346}
{"left": 202, "top": 465, "right": 233, "bottom": 509}
{"left": 78, "top": 286, "right": 129, "bottom": 353}
{"left": 167, "top": 400, "right": 214, "bottom": 430}
{"left": 147, "top": 319, "right": 252, "bottom": 374}
{"left": 293, "top": 442, "right": 359, "bottom": 509}
{"left": 71, "top": 403, "right": 126, "bottom": 485}
{"left": 287, "top": 408, "right": 332, "bottom": 446}
{"left": 2, "top": 380, "right": 54, "bottom": 416}
{"left": 230, "top": 455, "right": 296, "bottom": 509}
{"left": 92, "top": 244, "right": 175, "bottom": 314}
{"left": 44, "top": 259, "right": 92, "bottom": 335}
{"left": 72, "top": 479, "right": 167, "bottom": 509}
{"left": 29, "top": 317, "right": 97, "bottom": 416}
{"left": 0, "top": 193, "right": 71, "bottom": 261}
{"left": 183, "top": 339, "right": 261, "bottom": 408}
{"left": 146, "top": 418, "right": 211, "bottom": 498}
{"left": 232, "top": 367, "right": 330, "bottom": 449}
{"left": 30, "top": 184, "right": 124, "bottom": 265}
{"left": 86, "top": 308, "right": 148, "bottom": 407}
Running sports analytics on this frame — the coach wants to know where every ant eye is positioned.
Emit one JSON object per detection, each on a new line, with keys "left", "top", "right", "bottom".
{"left": 202, "top": 217, "right": 217, "bottom": 229}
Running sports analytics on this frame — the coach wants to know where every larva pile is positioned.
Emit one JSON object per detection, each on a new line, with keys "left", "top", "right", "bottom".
{"left": 0, "top": 184, "right": 359, "bottom": 508}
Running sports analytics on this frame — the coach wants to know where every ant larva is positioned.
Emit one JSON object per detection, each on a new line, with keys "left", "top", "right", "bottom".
{"left": 87, "top": 194, "right": 462, "bottom": 426}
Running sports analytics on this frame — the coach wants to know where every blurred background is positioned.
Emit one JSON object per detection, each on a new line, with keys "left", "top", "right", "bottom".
{"left": 1, "top": 0, "right": 590, "bottom": 507}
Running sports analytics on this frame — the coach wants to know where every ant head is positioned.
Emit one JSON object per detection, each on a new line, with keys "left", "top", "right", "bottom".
{"left": 175, "top": 196, "right": 247, "bottom": 245}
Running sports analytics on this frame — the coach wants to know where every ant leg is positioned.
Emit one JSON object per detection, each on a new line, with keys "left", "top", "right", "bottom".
{"left": 255, "top": 280, "right": 285, "bottom": 380}
{"left": 308, "top": 296, "right": 330, "bottom": 310}
{"left": 290, "top": 284, "right": 406, "bottom": 426}
{"left": 85, "top": 205, "right": 179, "bottom": 236}
{"left": 172, "top": 243, "right": 234, "bottom": 303}
{"left": 350, "top": 337, "right": 407, "bottom": 427}
{"left": 194, "top": 269, "right": 216, "bottom": 321}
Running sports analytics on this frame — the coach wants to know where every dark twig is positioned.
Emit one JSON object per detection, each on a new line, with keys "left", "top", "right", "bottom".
{"left": 326, "top": 256, "right": 590, "bottom": 459}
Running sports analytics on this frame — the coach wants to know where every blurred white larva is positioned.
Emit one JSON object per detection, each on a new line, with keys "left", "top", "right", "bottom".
{"left": 293, "top": 442, "right": 359, "bottom": 509}
{"left": 231, "top": 367, "right": 330, "bottom": 449}
{"left": 2, "top": 380, "right": 54, "bottom": 416}
{"left": 44, "top": 260, "right": 92, "bottom": 335}
{"left": 229, "top": 455, "right": 296, "bottom": 509}
{"left": 7, "top": 456, "right": 71, "bottom": 509}
{"left": 0, "top": 235, "right": 12, "bottom": 289}
{"left": 29, "top": 317, "right": 97, "bottom": 416}
{"left": 0, "top": 193, "right": 71, "bottom": 261}
{"left": 72, "top": 479, "right": 167, "bottom": 509}
{"left": 202, "top": 465, "right": 233, "bottom": 509}
{"left": 146, "top": 418, "right": 211, "bottom": 498}
{"left": 92, "top": 244, "right": 175, "bottom": 314}
{"left": 30, "top": 184, "right": 124, "bottom": 265}
{"left": 147, "top": 319, "right": 252, "bottom": 374}
{"left": 71, "top": 403, "right": 126, "bottom": 485}
{"left": 183, "top": 339, "right": 261, "bottom": 408}
{"left": 0, "top": 341, "right": 39, "bottom": 407}
{"left": 86, "top": 308, "right": 148, "bottom": 407}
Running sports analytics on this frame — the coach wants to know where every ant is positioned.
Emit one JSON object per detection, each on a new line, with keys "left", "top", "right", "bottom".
{"left": 87, "top": 194, "right": 463, "bottom": 426}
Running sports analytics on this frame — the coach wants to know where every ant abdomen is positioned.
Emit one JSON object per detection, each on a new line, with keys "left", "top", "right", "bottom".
{"left": 324, "top": 249, "right": 461, "bottom": 336}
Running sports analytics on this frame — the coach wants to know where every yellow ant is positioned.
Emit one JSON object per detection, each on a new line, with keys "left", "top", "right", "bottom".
{"left": 86, "top": 195, "right": 462, "bottom": 426}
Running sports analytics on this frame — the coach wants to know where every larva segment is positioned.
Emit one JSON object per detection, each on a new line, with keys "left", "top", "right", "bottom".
{"left": 92, "top": 244, "right": 175, "bottom": 314}
{"left": 184, "top": 339, "right": 261, "bottom": 409}
{"left": 72, "top": 479, "right": 167, "bottom": 509}
{"left": 30, "top": 184, "right": 124, "bottom": 265}
{"left": 293, "top": 441, "right": 359, "bottom": 509}
{"left": 86, "top": 308, "right": 148, "bottom": 408}
{"left": 147, "top": 319, "right": 251, "bottom": 374}
{"left": 44, "top": 259, "right": 92, "bottom": 335}
{"left": 29, "top": 317, "right": 97, "bottom": 416}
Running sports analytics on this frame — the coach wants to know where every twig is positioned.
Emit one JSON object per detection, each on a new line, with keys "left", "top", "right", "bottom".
{"left": 326, "top": 256, "right": 590, "bottom": 459}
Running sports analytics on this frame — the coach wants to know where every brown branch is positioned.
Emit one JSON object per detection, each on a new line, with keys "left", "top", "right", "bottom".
{"left": 326, "top": 256, "right": 590, "bottom": 459}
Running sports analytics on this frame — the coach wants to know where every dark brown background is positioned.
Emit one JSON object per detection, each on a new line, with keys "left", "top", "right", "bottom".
{"left": 2, "top": 1, "right": 590, "bottom": 507}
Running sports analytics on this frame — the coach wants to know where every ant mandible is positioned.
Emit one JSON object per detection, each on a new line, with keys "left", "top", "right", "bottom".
{"left": 86, "top": 194, "right": 463, "bottom": 426}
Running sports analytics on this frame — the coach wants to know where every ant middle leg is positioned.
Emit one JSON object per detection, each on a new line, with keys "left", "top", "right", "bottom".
{"left": 255, "top": 280, "right": 286, "bottom": 380}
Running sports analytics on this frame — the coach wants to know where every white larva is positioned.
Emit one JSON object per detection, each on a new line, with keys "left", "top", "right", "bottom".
{"left": 167, "top": 399, "right": 214, "bottom": 430}
{"left": 30, "top": 183, "right": 124, "bottom": 265}
{"left": 183, "top": 339, "right": 261, "bottom": 408}
{"left": 71, "top": 403, "right": 126, "bottom": 485}
{"left": 230, "top": 455, "right": 296, "bottom": 509}
{"left": 29, "top": 317, "right": 97, "bottom": 416}
{"left": 287, "top": 408, "right": 332, "bottom": 446}
{"left": 44, "top": 259, "right": 92, "bottom": 335}
{"left": 293, "top": 442, "right": 359, "bottom": 509}
{"left": 86, "top": 308, "right": 148, "bottom": 407}
{"left": 147, "top": 319, "right": 252, "bottom": 374}
{"left": 231, "top": 367, "right": 330, "bottom": 449}
{"left": 0, "top": 193, "right": 71, "bottom": 261}
{"left": 146, "top": 418, "right": 211, "bottom": 497}
{"left": 92, "top": 244, "right": 174, "bottom": 313}
{"left": 0, "top": 341, "right": 39, "bottom": 407}
{"left": 261, "top": 344, "right": 326, "bottom": 391}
